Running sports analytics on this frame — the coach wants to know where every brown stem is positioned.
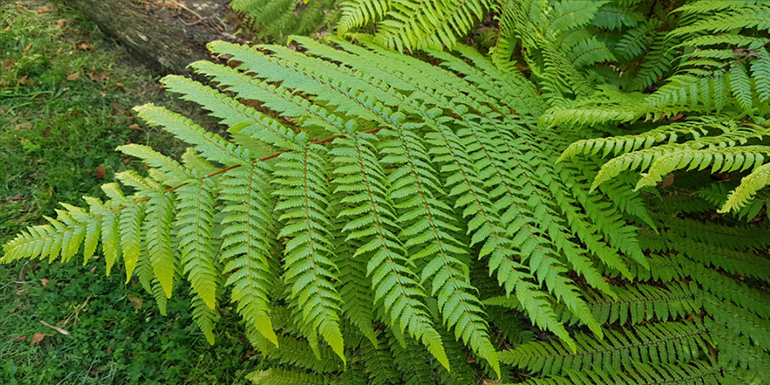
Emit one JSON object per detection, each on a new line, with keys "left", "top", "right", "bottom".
{"left": 117, "top": 127, "right": 385, "bottom": 209}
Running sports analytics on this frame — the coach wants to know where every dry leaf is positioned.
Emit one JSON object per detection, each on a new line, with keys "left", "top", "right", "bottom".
{"left": 41, "top": 126, "right": 51, "bottom": 136}
{"left": 100, "top": 92, "right": 106, "bottom": 97}
{"left": 74, "top": 40, "right": 93, "bottom": 52}
{"left": 128, "top": 295, "right": 143, "bottom": 309}
{"left": 4, "top": 60, "right": 15, "bottom": 67}
{"left": 66, "top": 72, "right": 80, "bottom": 81}
{"left": 115, "top": 82, "right": 124, "bottom": 87}
{"left": 660, "top": 173, "right": 675, "bottom": 188}
{"left": 56, "top": 19, "right": 66, "bottom": 28}
{"left": 40, "top": 320, "right": 70, "bottom": 335}
{"left": 37, "top": 8, "right": 51, "bottom": 14}
{"left": 30, "top": 332, "right": 53, "bottom": 346}
{"left": 17, "top": 76, "right": 27, "bottom": 85}
{"left": 17, "top": 6, "right": 25, "bottom": 12}
{"left": 113, "top": 103, "right": 124, "bottom": 111}
{"left": 128, "top": 124, "right": 142, "bottom": 131}
{"left": 107, "top": 347, "right": 114, "bottom": 354}
{"left": 23, "top": 43, "right": 32, "bottom": 53}
{"left": 90, "top": 265, "right": 97, "bottom": 273}
{"left": 13, "top": 336, "right": 27, "bottom": 342}
{"left": 95, "top": 166, "right": 106, "bottom": 179}
{"left": 4, "top": 25, "right": 11, "bottom": 31}
{"left": 16, "top": 289, "right": 24, "bottom": 296}
{"left": 40, "top": 278, "right": 48, "bottom": 288}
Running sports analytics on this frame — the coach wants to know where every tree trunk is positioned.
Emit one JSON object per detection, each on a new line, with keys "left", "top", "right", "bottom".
{"left": 62, "top": 0, "right": 234, "bottom": 76}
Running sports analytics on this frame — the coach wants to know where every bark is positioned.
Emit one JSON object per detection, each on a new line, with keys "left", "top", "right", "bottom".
{"left": 62, "top": 0, "right": 235, "bottom": 76}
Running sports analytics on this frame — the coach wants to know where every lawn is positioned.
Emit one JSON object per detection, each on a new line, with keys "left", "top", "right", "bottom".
{"left": 0, "top": 1, "right": 259, "bottom": 383}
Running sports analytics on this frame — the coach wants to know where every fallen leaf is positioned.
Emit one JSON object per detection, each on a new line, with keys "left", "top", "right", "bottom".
{"left": 41, "top": 126, "right": 51, "bottom": 136}
{"left": 56, "top": 19, "right": 66, "bottom": 28}
{"left": 107, "top": 347, "right": 114, "bottom": 354}
{"left": 4, "top": 60, "right": 15, "bottom": 67}
{"left": 3, "top": 25, "right": 10, "bottom": 31}
{"left": 95, "top": 166, "right": 106, "bottom": 179}
{"left": 40, "top": 320, "right": 70, "bottom": 335}
{"left": 67, "top": 72, "right": 80, "bottom": 81}
{"left": 113, "top": 103, "right": 124, "bottom": 111}
{"left": 128, "top": 295, "right": 143, "bottom": 309}
{"left": 115, "top": 82, "right": 124, "bottom": 87}
{"left": 15, "top": 122, "right": 32, "bottom": 130}
{"left": 74, "top": 40, "right": 92, "bottom": 52}
{"left": 90, "top": 265, "right": 97, "bottom": 273}
{"left": 30, "top": 332, "right": 53, "bottom": 346}
{"left": 90, "top": 366, "right": 99, "bottom": 376}
{"left": 17, "top": 6, "right": 25, "bottom": 12}
{"left": 23, "top": 43, "right": 32, "bottom": 53}
{"left": 17, "top": 76, "right": 27, "bottom": 85}
{"left": 660, "top": 173, "right": 675, "bottom": 188}
{"left": 37, "top": 8, "right": 51, "bottom": 14}
{"left": 128, "top": 124, "right": 142, "bottom": 131}
{"left": 99, "top": 92, "right": 106, "bottom": 97}
{"left": 13, "top": 336, "right": 27, "bottom": 343}
{"left": 40, "top": 278, "right": 48, "bottom": 288}
{"left": 15, "top": 289, "right": 24, "bottom": 296}
{"left": 5, "top": 193, "right": 22, "bottom": 202}
{"left": 9, "top": 217, "right": 25, "bottom": 223}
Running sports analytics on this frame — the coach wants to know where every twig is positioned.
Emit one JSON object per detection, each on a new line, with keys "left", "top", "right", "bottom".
{"left": 40, "top": 320, "right": 70, "bottom": 336}
{"left": 174, "top": 1, "right": 204, "bottom": 21}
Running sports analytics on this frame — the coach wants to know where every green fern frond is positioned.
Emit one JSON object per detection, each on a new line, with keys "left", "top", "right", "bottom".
{"left": 274, "top": 146, "right": 346, "bottom": 362}
{"left": 500, "top": 321, "right": 707, "bottom": 377}
{"left": 220, "top": 163, "right": 280, "bottom": 347}
{"left": 511, "top": 360, "right": 729, "bottom": 385}
{"left": 246, "top": 367, "right": 328, "bottom": 385}
{"left": 330, "top": 133, "right": 450, "bottom": 371}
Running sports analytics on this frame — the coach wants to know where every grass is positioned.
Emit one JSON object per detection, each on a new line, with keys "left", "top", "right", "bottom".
{"left": 0, "top": 1, "right": 261, "bottom": 383}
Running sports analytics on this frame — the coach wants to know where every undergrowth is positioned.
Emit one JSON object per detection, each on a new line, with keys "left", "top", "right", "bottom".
{"left": 0, "top": 1, "right": 257, "bottom": 384}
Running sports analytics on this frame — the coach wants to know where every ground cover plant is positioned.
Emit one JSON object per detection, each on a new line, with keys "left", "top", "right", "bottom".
{"left": 0, "top": 1, "right": 260, "bottom": 383}
{"left": 4, "top": 0, "right": 770, "bottom": 384}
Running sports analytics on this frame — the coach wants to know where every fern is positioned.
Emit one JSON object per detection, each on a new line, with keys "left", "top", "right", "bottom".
{"left": 232, "top": 0, "right": 341, "bottom": 44}
{"left": 5, "top": 0, "right": 770, "bottom": 383}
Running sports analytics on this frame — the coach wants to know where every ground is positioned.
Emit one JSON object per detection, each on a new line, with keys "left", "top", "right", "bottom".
{"left": 0, "top": 1, "right": 259, "bottom": 383}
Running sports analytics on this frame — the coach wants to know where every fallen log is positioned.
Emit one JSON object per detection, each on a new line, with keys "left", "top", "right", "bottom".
{"left": 62, "top": 0, "right": 237, "bottom": 75}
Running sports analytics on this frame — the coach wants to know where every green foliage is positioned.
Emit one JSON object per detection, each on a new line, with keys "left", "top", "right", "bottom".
{"left": 232, "top": 0, "right": 341, "bottom": 44}
{"left": 0, "top": 1, "right": 258, "bottom": 383}
{"left": 5, "top": 0, "right": 770, "bottom": 384}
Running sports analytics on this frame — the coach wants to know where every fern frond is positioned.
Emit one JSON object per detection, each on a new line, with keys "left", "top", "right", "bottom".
{"left": 500, "top": 321, "right": 707, "bottom": 377}
{"left": 379, "top": 127, "right": 500, "bottom": 376}
{"left": 338, "top": 0, "right": 390, "bottom": 36}
{"left": 374, "top": 0, "right": 492, "bottom": 51}
{"left": 133, "top": 104, "right": 250, "bottom": 166}
{"left": 220, "top": 163, "right": 280, "bottom": 347}
{"left": 330, "top": 133, "right": 450, "bottom": 371}
{"left": 752, "top": 48, "right": 770, "bottom": 103}
{"left": 246, "top": 367, "right": 328, "bottom": 385}
{"left": 143, "top": 190, "right": 177, "bottom": 298}
{"left": 274, "top": 146, "right": 346, "bottom": 362}
{"left": 511, "top": 360, "right": 728, "bottom": 385}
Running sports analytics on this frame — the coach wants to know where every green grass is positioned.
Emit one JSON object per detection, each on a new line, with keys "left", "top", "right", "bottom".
{"left": 1, "top": 1, "right": 260, "bottom": 383}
